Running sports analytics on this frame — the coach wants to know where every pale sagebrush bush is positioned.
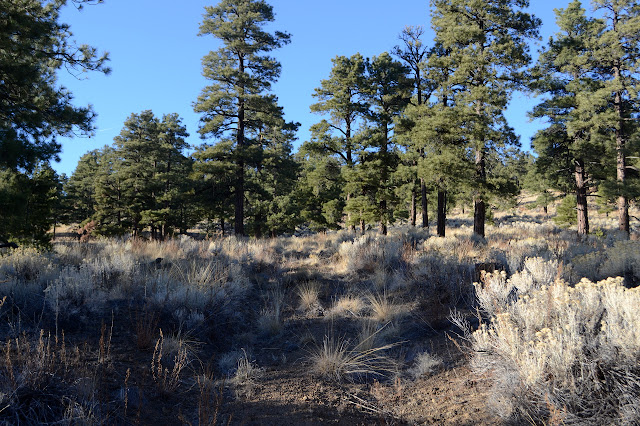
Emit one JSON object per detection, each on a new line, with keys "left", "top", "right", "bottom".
{"left": 474, "top": 257, "right": 558, "bottom": 317}
{"left": 86, "top": 250, "right": 136, "bottom": 290}
{"left": 177, "top": 234, "right": 204, "bottom": 257}
{"left": 502, "top": 237, "right": 552, "bottom": 274}
{"left": 408, "top": 351, "right": 443, "bottom": 379}
{"left": 599, "top": 240, "right": 640, "bottom": 282}
{"left": 407, "top": 251, "right": 474, "bottom": 305}
{"left": 0, "top": 247, "right": 57, "bottom": 284}
{"left": 44, "top": 265, "right": 110, "bottom": 318}
{"left": 522, "top": 256, "right": 559, "bottom": 288}
{"left": 338, "top": 235, "right": 403, "bottom": 275}
{"left": 564, "top": 248, "right": 603, "bottom": 282}
{"left": 472, "top": 277, "right": 640, "bottom": 424}
{"left": 53, "top": 242, "right": 86, "bottom": 265}
{"left": 150, "top": 258, "right": 251, "bottom": 315}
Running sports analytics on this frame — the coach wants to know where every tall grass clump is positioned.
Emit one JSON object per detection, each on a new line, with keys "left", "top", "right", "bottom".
{"left": 471, "top": 277, "right": 640, "bottom": 424}
{"left": 309, "top": 332, "right": 398, "bottom": 382}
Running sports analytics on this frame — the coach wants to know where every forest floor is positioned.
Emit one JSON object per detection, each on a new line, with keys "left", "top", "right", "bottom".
{"left": 1, "top": 204, "right": 639, "bottom": 425}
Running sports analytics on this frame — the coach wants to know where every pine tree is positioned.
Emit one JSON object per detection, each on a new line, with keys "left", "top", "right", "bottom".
{"left": 359, "top": 53, "right": 412, "bottom": 235}
{"left": 64, "top": 149, "right": 101, "bottom": 224}
{"left": 92, "top": 146, "right": 127, "bottom": 236}
{"left": 307, "top": 53, "right": 368, "bottom": 229}
{"left": 296, "top": 151, "right": 345, "bottom": 231}
{"left": 530, "top": 0, "right": 607, "bottom": 235}
{"left": 114, "top": 111, "right": 161, "bottom": 236}
{"left": 393, "top": 26, "right": 433, "bottom": 227}
{"left": 430, "top": 0, "right": 540, "bottom": 238}
{"left": 589, "top": 0, "right": 640, "bottom": 236}
{"left": 0, "top": 164, "right": 62, "bottom": 247}
{"left": 0, "top": 0, "right": 109, "bottom": 171}
{"left": 195, "top": 0, "right": 290, "bottom": 236}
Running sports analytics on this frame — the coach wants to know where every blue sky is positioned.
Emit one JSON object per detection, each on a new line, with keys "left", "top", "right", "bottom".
{"left": 54, "top": 0, "right": 572, "bottom": 176}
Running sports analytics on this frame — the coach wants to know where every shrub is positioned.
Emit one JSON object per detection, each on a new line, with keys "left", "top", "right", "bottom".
{"left": 553, "top": 196, "right": 577, "bottom": 228}
{"left": 471, "top": 277, "right": 640, "bottom": 424}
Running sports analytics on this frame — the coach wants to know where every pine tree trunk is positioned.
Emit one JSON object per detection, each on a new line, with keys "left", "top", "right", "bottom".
{"left": 346, "top": 193, "right": 355, "bottom": 232}
{"left": 437, "top": 190, "right": 446, "bottom": 237}
{"left": 575, "top": 159, "right": 589, "bottom": 236}
{"left": 615, "top": 92, "right": 629, "bottom": 235}
{"left": 421, "top": 178, "right": 428, "bottom": 228}
{"left": 360, "top": 219, "right": 366, "bottom": 235}
{"left": 379, "top": 199, "right": 388, "bottom": 236}
{"left": 473, "top": 148, "right": 486, "bottom": 238}
{"left": 612, "top": 10, "right": 629, "bottom": 237}
{"left": 410, "top": 185, "right": 417, "bottom": 227}
{"left": 235, "top": 56, "right": 246, "bottom": 236}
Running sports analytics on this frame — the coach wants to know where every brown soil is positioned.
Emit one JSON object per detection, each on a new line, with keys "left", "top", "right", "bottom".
{"left": 214, "top": 334, "right": 500, "bottom": 425}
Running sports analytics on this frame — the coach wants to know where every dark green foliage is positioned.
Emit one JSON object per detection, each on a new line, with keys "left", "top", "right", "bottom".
{"left": 64, "top": 150, "right": 100, "bottom": 224}
{"left": 73, "top": 112, "right": 193, "bottom": 238}
{"left": 194, "top": 0, "right": 291, "bottom": 236}
{"left": 295, "top": 150, "right": 345, "bottom": 231}
{"left": 554, "top": 195, "right": 578, "bottom": 227}
{"left": 430, "top": 0, "right": 540, "bottom": 237}
{"left": 530, "top": 1, "right": 609, "bottom": 235}
{"left": 589, "top": 0, "right": 640, "bottom": 234}
{"left": 0, "top": 164, "right": 62, "bottom": 247}
{"left": 0, "top": 0, "right": 109, "bottom": 172}
{"left": 342, "top": 54, "right": 412, "bottom": 235}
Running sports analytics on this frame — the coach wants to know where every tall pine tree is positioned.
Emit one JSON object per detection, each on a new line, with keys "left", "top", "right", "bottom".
{"left": 430, "top": 0, "right": 540, "bottom": 237}
{"left": 589, "top": 0, "right": 640, "bottom": 236}
{"left": 530, "top": 0, "right": 607, "bottom": 235}
{"left": 194, "top": 0, "right": 291, "bottom": 236}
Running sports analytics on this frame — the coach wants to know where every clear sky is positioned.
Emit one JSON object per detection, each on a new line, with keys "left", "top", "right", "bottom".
{"left": 54, "top": 0, "right": 573, "bottom": 177}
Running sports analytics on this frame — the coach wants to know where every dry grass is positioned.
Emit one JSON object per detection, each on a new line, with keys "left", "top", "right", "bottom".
{"left": 327, "top": 294, "right": 366, "bottom": 318}
{"left": 309, "top": 332, "right": 399, "bottom": 382}
{"left": 296, "top": 281, "right": 320, "bottom": 311}
{"left": 1, "top": 203, "right": 639, "bottom": 423}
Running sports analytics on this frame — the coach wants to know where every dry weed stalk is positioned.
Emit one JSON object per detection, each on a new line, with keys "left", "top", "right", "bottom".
{"left": 134, "top": 304, "right": 160, "bottom": 350}
{"left": 151, "top": 329, "right": 188, "bottom": 393}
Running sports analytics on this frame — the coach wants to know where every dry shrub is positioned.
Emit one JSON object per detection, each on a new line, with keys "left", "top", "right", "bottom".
{"left": 228, "top": 350, "right": 264, "bottom": 398}
{"left": 367, "top": 292, "right": 403, "bottom": 324}
{"left": 471, "top": 277, "right": 640, "bottom": 424}
{"left": 474, "top": 257, "right": 558, "bottom": 317}
{"left": 407, "top": 351, "right": 443, "bottom": 379}
{"left": 337, "top": 235, "right": 404, "bottom": 276}
{"left": 257, "top": 288, "right": 286, "bottom": 335}
{"left": 133, "top": 304, "right": 160, "bottom": 350}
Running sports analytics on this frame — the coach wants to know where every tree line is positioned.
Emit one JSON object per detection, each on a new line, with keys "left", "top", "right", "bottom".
{"left": 1, "top": 0, "right": 639, "bottom": 246}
